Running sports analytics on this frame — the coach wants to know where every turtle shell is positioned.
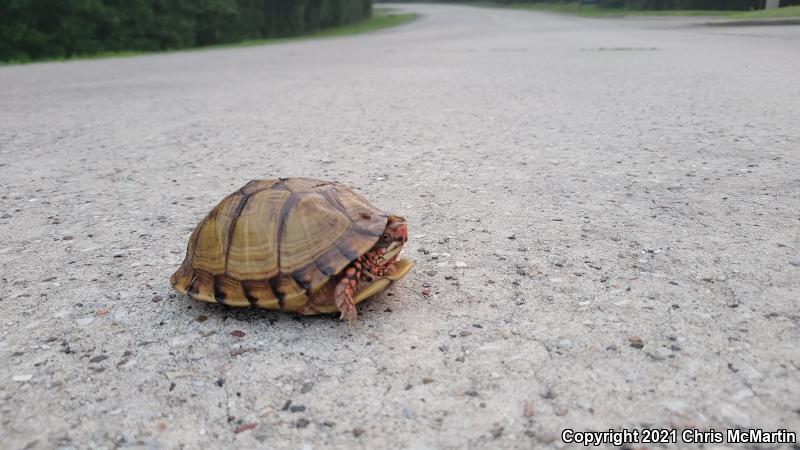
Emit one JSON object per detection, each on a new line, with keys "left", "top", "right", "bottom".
{"left": 170, "top": 178, "right": 390, "bottom": 313}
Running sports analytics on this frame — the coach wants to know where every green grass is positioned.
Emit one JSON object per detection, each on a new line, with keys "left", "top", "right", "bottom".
{"left": 231, "top": 8, "right": 416, "bottom": 46}
{"left": 2, "top": 8, "right": 417, "bottom": 65}
{"left": 727, "top": 5, "right": 800, "bottom": 18}
{"left": 475, "top": 2, "right": 800, "bottom": 19}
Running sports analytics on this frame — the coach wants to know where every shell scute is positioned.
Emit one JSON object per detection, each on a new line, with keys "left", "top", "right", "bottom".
{"left": 189, "top": 192, "right": 246, "bottom": 274}
{"left": 241, "top": 281, "right": 279, "bottom": 309}
{"left": 279, "top": 192, "right": 352, "bottom": 273}
{"left": 225, "top": 188, "right": 289, "bottom": 280}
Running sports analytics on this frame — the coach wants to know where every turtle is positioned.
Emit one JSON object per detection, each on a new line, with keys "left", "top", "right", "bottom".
{"left": 170, "top": 178, "right": 413, "bottom": 322}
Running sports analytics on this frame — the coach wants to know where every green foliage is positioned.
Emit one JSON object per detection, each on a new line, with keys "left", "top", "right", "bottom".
{"left": 462, "top": 0, "right": 800, "bottom": 17}
{"left": 383, "top": 0, "right": 800, "bottom": 10}
{"left": 494, "top": 0, "right": 769, "bottom": 9}
{"left": 0, "top": 0, "right": 374, "bottom": 62}
{"left": 728, "top": 4, "right": 800, "bottom": 17}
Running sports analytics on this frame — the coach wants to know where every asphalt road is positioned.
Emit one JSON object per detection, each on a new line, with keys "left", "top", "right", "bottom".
{"left": 1, "top": 4, "right": 799, "bottom": 449}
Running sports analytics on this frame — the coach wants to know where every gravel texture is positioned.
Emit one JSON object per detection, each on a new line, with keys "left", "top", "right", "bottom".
{"left": 1, "top": 4, "right": 799, "bottom": 449}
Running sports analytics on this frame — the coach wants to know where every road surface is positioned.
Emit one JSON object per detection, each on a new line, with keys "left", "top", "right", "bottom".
{"left": 1, "top": 4, "right": 799, "bottom": 449}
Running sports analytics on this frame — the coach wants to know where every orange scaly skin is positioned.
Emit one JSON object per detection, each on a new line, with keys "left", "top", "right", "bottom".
{"left": 334, "top": 216, "right": 408, "bottom": 322}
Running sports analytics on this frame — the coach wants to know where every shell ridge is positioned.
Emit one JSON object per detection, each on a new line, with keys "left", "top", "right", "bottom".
{"left": 319, "top": 189, "right": 386, "bottom": 237}
{"left": 223, "top": 194, "right": 250, "bottom": 274}
{"left": 274, "top": 192, "right": 300, "bottom": 274}
{"left": 314, "top": 258, "right": 335, "bottom": 277}
{"left": 268, "top": 277, "right": 285, "bottom": 310}
{"left": 213, "top": 275, "right": 227, "bottom": 305}
{"left": 291, "top": 273, "right": 312, "bottom": 293}
{"left": 185, "top": 216, "right": 207, "bottom": 265}
{"left": 242, "top": 284, "right": 258, "bottom": 307}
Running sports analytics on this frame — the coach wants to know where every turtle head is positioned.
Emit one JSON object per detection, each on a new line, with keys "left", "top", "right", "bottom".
{"left": 372, "top": 215, "right": 407, "bottom": 263}
{"left": 383, "top": 214, "right": 408, "bottom": 243}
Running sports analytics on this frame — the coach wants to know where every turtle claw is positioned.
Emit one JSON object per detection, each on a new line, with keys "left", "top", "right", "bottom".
{"left": 339, "top": 305, "right": 358, "bottom": 324}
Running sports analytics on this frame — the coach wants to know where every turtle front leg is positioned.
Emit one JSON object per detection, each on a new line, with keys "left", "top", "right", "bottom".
{"left": 334, "top": 262, "right": 361, "bottom": 323}
{"left": 361, "top": 251, "right": 399, "bottom": 278}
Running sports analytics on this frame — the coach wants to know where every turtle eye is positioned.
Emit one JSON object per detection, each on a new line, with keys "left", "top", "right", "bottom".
{"left": 382, "top": 233, "right": 389, "bottom": 240}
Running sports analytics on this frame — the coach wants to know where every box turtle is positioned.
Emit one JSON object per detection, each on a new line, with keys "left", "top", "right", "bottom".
{"left": 170, "top": 178, "right": 413, "bottom": 322}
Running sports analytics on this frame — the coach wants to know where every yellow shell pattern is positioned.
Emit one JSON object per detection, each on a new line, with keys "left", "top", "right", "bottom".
{"left": 170, "top": 178, "right": 412, "bottom": 315}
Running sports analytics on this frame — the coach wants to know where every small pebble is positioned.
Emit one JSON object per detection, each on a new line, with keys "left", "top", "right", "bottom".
{"left": 491, "top": 426, "right": 504, "bottom": 438}
{"left": 465, "top": 389, "right": 478, "bottom": 397}
{"left": 96, "top": 308, "right": 109, "bottom": 316}
{"left": 424, "top": 270, "right": 437, "bottom": 276}
{"left": 789, "top": 257, "right": 800, "bottom": 267}
{"left": 290, "top": 405, "right": 306, "bottom": 413}
{"left": 234, "top": 423, "right": 257, "bottom": 434}
{"left": 454, "top": 261, "right": 467, "bottom": 268}
{"left": 422, "top": 377, "right": 434, "bottom": 384}
{"left": 215, "top": 378, "right": 225, "bottom": 387}
{"left": 628, "top": 336, "right": 644, "bottom": 349}
{"left": 89, "top": 355, "right": 109, "bottom": 363}
{"left": 353, "top": 428, "right": 365, "bottom": 437}
{"left": 151, "top": 295, "right": 162, "bottom": 303}
{"left": 402, "top": 407, "right": 413, "bottom": 418}
{"left": 294, "top": 418, "right": 310, "bottom": 428}
{"left": 12, "top": 374, "right": 33, "bottom": 382}
{"left": 197, "top": 315, "right": 208, "bottom": 322}
{"left": 230, "top": 330, "right": 245, "bottom": 338}
{"left": 300, "top": 381, "right": 313, "bottom": 393}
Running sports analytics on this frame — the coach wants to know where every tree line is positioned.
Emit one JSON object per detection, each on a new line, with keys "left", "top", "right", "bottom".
{"left": 380, "top": 0, "right": 800, "bottom": 9}
{"left": 0, "top": 0, "right": 373, "bottom": 62}
{"left": 555, "top": 0, "right": 798, "bottom": 8}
